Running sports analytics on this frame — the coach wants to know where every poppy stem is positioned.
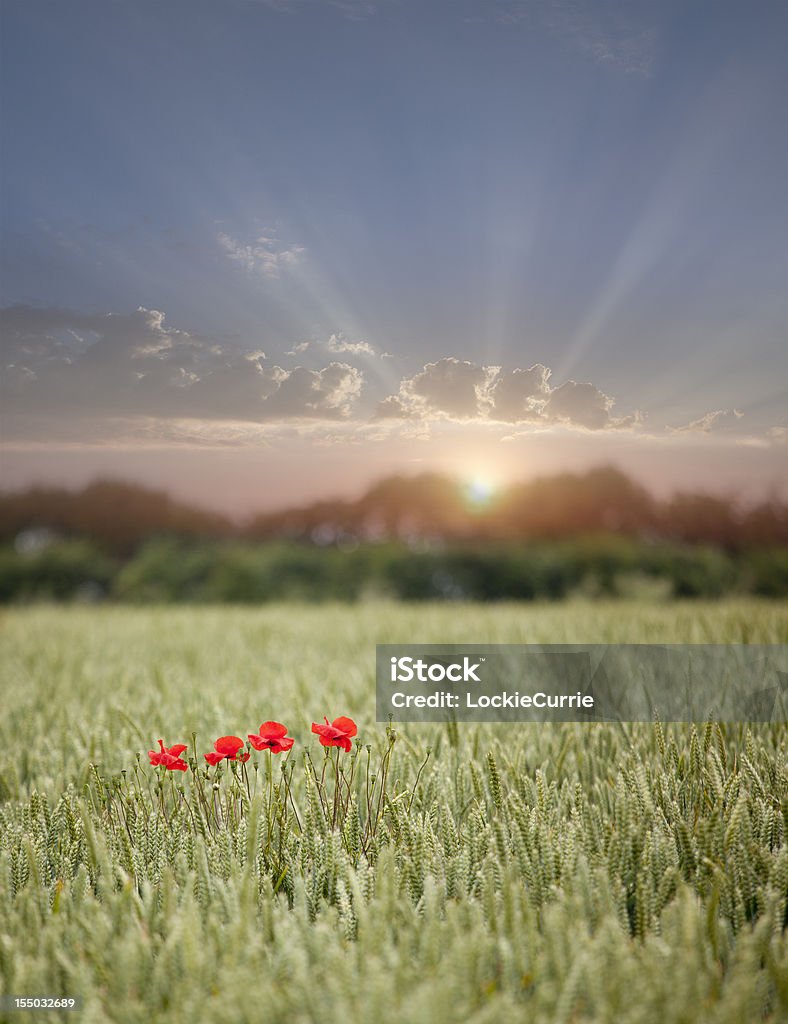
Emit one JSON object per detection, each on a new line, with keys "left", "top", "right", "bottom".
{"left": 331, "top": 748, "right": 341, "bottom": 830}
{"left": 157, "top": 772, "right": 168, "bottom": 823}
{"left": 341, "top": 749, "right": 357, "bottom": 827}
{"left": 320, "top": 747, "right": 328, "bottom": 791}
{"left": 179, "top": 787, "right": 199, "bottom": 834}
{"left": 192, "top": 764, "right": 214, "bottom": 836}
{"left": 265, "top": 749, "right": 274, "bottom": 858}
{"left": 363, "top": 746, "right": 374, "bottom": 843}
{"left": 372, "top": 733, "right": 396, "bottom": 836}
{"left": 407, "top": 749, "right": 430, "bottom": 814}
{"left": 115, "top": 790, "right": 135, "bottom": 845}
{"left": 284, "top": 756, "right": 301, "bottom": 832}
{"left": 304, "top": 752, "right": 328, "bottom": 822}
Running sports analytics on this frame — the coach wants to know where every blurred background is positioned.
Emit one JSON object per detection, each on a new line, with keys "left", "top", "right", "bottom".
{"left": 2, "top": 2, "right": 787, "bottom": 607}
{"left": 1, "top": 465, "right": 786, "bottom": 603}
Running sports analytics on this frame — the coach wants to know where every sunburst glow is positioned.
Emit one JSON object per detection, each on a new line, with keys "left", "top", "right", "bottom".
{"left": 465, "top": 475, "right": 497, "bottom": 506}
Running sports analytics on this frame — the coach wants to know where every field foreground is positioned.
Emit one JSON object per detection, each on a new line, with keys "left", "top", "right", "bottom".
{"left": 1, "top": 601, "right": 787, "bottom": 1023}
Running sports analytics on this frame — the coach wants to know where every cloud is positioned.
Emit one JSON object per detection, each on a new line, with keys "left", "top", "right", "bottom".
{"left": 286, "top": 341, "right": 311, "bottom": 356}
{"left": 217, "top": 230, "right": 305, "bottom": 278}
{"left": 255, "top": 0, "right": 380, "bottom": 18}
{"left": 669, "top": 409, "right": 744, "bottom": 434}
{"left": 258, "top": 1, "right": 656, "bottom": 71}
{"left": 1, "top": 305, "right": 364, "bottom": 439}
{"left": 544, "top": 379, "right": 641, "bottom": 430}
{"left": 488, "top": 364, "right": 551, "bottom": 421}
{"left": 326, "top": 333, "right": 376, "bottom": 357}
{"left": 376, "top": 395, "right": 410, "bottom": 419}
{"left": 261, "top": 363, "right": 363, "bottom": 418}
{"left": 377, "top": 357, "right": 639, "bottom": 431}
{"left": 377, "top": 358, "right": 498, "bottom": 420}
{"left": 4, "top": 306, "right": 763, "bottom": 449}
{"left": 492, "top": 0, "right": 658, "bottom": 76}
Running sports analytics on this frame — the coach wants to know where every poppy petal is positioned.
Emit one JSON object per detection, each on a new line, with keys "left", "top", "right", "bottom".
{"left": 214, "top": 736, "right": 244, "bottom": 756}
{"left": 259, "top": 721, "right": 288, "bottom": 739}
{"left": 248, "top": 734, "right": 266, "bottom": 750}
{"left": 332, "top": 716, "right": 357, "bottom": 737}
{"left": 204, "top": 752, "right": 224, "bottom": 765}
{"left": 167, "top": 744, "right": 188, "bottom": 757}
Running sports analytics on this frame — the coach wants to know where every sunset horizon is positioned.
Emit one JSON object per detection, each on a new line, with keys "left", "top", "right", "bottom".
{"left": 2, "top": 1, "right": 786, "bottom": 507}
{"left": 1, "top": 451, "right": 786, "bottom": 521}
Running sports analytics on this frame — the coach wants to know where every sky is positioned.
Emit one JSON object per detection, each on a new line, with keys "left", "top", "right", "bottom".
{"left": 1, "top": 0, "right": 786, "bottom": 514}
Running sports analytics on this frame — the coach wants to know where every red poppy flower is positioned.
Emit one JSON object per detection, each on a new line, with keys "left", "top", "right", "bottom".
{"left": 311, "top": 716, "right": 357, "bottom": 753}
{"left": 204, "top": 735, "right": 250, "bottom": 765}
{"left": 248, "top": 721, "right": 295, "bottom": 754}
{"left": 148, "top": 739, "right": 188, "bottom": 772}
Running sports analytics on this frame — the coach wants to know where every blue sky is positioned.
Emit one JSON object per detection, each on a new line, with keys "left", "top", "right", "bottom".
{"left": 1, "top": 0, "right": 786, "bottom": 510}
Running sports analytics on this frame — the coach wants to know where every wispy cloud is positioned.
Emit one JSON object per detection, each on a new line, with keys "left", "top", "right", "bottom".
{"left": 326, "top": 332, "right": 377, "bottom": 357}
{"left": 493, "top": 0, "right": 658, "bottom": 76}
{"left": 254, "top": 0, "right": 381, "bottom": 19}
{"left": 669, "top": 409, "right": 744, "bottom": 434}
{"left": 253, "top": 1, "right": 658, "bottom": 72}
{"left": 217, "top": 230, "right": 305, "bottom": 278}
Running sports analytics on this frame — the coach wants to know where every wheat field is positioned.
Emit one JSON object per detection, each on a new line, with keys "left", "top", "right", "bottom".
{"left": 1, "top": 600, "right": 787, "bottom": 1023}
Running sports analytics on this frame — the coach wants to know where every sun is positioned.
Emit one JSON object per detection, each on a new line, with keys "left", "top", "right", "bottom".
{"left": 465, "top": 475, "right": 497, "bottom": 506}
